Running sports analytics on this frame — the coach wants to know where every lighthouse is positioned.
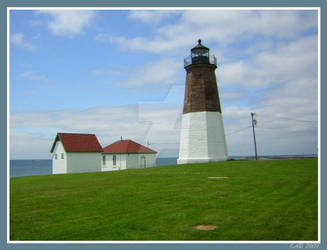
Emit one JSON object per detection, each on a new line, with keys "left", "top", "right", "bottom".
{"left": 178, "top": 40, "right": 228, "bottom": 164}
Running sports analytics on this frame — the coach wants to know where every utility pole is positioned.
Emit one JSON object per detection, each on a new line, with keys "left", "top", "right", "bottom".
{"left": 251, "top": 112, "right": 258, "bottom": 160}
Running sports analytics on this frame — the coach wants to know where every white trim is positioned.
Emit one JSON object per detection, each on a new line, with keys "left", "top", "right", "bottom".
{"left": 7, "top": 6, "right": 10, "bottom": 244}
{"left": 7, "top": 7, "right": 320, "bottom": 10}
{"left": 7, "top": 6, "right": 321, "bottom": 244}
{"left": 8, "top": 240, "right": 320, "bottom": 244}
{"left": 317, "top": 6, "right": 321, "bottom": 243}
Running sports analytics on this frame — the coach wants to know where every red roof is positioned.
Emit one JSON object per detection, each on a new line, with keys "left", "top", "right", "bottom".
{"left": 103, "top": 140, "right": 156, "bottom": 154}
{"left": 50, "top": 133, "right": 103, "bottom": 153}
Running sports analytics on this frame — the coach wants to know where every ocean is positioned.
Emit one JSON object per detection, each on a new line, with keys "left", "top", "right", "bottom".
{"left": 10, "top": 155, "right": 316, "bottom": 178}
{"left": 9, "top": 158, "right": 178, "bottom": 178}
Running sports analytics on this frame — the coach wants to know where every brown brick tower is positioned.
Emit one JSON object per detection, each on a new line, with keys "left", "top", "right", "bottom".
{"left": 178, "top": 40, "right": 228, "bottom": 164}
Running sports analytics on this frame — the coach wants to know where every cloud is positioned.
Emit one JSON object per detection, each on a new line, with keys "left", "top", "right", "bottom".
{"left": 95, "top": 33, "right": 191, "bottom": 54}
{"left": 11, "top": 33, "right": 35, "bottom": 51}
{"left": 220, "top": 90, "right": 247, "bottom": 104}
{"left": 96, "top": 10, "right": 317, "bottom": 54}
{"left": 10, "top": 10, "right": 318, "bottom": 159}
{"left": 218, "top": 35, "right": 317, "bottom": 88}
{"left": 10, "top": 104, "right": 181, "bottom": 159}
{"left": 11, "top": 33, "right": 23, "bottom": 44}
{"left": 10, "top": 132, "right": 55, "bottom": 159}
{"left": 222, "top": 97, "right": 318, "bottom": 157}
{"left": 10, "top": 77, "right": 318, "bottom": 159}
{"left": 20, "top": 71, "right": 52, "bottom": 83}
{"left": 119, "top": 59, "right": 181, "bottom": 87}
{"left": 128, "top": 10, "right": 180, "bottom": 24}
{"left": 38, "top": 10, "right": 95, "bottom": 38}
{"left": 217, "top": 35, "right": 318, "bottom": 156}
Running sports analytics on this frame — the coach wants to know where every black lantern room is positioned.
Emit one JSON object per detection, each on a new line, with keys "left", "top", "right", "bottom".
{"left": 184, "top": 39, "right": 217, "bottom": 68}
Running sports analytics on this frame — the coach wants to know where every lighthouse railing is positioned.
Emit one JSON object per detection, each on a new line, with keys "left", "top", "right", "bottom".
{"left": 184, "top": 55, "right": 217, "bottom": 67}
{"left": 184, "top": 56, "right": 192, "bottom": 67}
{"left": 209, "top": 55, "right": 217, "bottom": 66}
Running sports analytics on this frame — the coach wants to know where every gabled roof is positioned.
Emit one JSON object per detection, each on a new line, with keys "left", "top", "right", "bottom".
{"left": 103, "top": 140, "right": 156, "bottom": 154}
{"left": 50, "top": 133, "right": 103, "bottom": 153}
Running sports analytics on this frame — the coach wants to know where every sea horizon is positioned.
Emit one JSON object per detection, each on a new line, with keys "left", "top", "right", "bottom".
{"left": 10, "top": 154, "right": 318, "bottom": 161}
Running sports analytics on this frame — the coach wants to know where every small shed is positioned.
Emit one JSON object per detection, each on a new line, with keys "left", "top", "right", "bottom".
{"left": 50, "top": 133, "right": 103, "bottom": 174}
{"left": 102, "top": 140, "right": 157, "bottom": 171}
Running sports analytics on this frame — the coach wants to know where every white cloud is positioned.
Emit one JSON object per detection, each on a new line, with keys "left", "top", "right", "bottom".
{"left": 10, "top": 79, "right": 318, "bottom": 159}
{"left": 11, "top": 33, "right": 23, "bottom": 44}
{"left": 119, "top": 59, "right": 181, "bottom": 87}
{"left": 222, "top": 96, "right": 318, "bottom": 157}
{"left": 95, "top": 33, "right": 192, "bottom": 54}
{"left": 97, "top": 10, "right": 317, "bottom": 54}
{"left": 10, "top": 104, "right": 181, "bottom": 159}
{"left": 220, "top": 91, "right": 246, "bottom": 103}
{"left": 180, "top": 10, "right": 316, "bottom": 40}
{"left": 11, "top": 33, "right": 35, "bottom": 51}
{"left": 218, "top": 35, "right": 317, "bottom": 88}
{"left": 216, "top": 34, "right": 318, "bottom": 156}
{"left": 20, "top": 71, "right": 52, "bottom": 83}
{"left": 10, "top": 10, "right": 318, "bottom": 159}
{"left": 38, "top": 10, "right": 95, "bottom": 38}
{"left": 219, "top": 61, "right": 251, "bottom": 86}
{"left": 218, "top": 34, "right": 318, "bottom": 156}
{"left": 10, "top": 132, "right": 54, "bottom": 159}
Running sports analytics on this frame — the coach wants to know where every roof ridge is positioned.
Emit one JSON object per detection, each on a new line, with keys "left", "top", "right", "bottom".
{"left": 102, "top": 139, "right": 156, "bottom": 154}
{"left": 58, "top": 132, "right": 96, "bottom": 135}
{"left": 51, "top": 133, "right": 103, "bottom": 153}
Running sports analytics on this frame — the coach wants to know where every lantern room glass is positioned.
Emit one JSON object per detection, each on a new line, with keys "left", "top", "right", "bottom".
{"left": 191, "top": 48, "right": 209, "bottom": 58}
{"left": 184, "top": 40, "right": 217, "bottom": 68}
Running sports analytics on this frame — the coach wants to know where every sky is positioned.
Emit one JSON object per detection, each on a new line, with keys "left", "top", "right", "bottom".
{"left": 9, "top": 8, "right": 319, "bottom": 159}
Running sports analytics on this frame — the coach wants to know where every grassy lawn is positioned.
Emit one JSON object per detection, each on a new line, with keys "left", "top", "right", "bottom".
{"left": 10, "top": 158, "right": 318, "bottom": 241}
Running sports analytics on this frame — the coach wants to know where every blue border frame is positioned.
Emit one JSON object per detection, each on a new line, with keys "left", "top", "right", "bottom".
{"left": 1, "top": 0, "right": 326, "bottom": 249}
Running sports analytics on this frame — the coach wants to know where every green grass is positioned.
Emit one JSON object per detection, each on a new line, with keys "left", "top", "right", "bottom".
{"left": 10, "top": 158, "right": 318, "bottom": 241}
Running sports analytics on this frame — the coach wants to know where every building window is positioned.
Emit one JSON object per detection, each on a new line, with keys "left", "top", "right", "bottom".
{"left": 103, "top": 155, "right": 106, "bottom": 165}
{"left": 55, "top": 154, "right": 57, "bottom": 160}
{"left": 113, "top": 155, "right": 116, "bottom": 166}
{"left": 61, "top": 153, "right": 64, "bottom": 159}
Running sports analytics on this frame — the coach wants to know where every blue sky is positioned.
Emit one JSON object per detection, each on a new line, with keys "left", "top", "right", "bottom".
{"left": 10, "top": 9, "right": 318, "bottom": 159}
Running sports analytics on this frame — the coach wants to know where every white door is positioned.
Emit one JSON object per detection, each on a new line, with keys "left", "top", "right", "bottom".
{"left": 141, "top": 156, "right": 146, "bottom": 168}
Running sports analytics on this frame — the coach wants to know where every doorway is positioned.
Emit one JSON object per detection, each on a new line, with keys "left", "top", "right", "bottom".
{"left": 141, "top": 156, "right": 146, "bottom": 168}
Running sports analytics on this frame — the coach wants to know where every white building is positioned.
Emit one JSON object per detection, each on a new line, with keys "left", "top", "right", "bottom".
{"left": 102, "top": 139, "right": 157, "bottom": 171}
{"left": 50, "top": 133, "right": 103, "bottom": 174}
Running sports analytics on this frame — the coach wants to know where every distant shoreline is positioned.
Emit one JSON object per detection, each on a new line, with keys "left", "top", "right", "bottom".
{"left": 228, "top": 154, "right": 318, "bottom": 160}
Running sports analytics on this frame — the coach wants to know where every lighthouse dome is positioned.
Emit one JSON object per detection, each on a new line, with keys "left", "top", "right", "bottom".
{"left": 184, "top": 39, "right": 217, "bottom": 68}
{"left": 191, "top": 39, "right": 209, "bottom": 52}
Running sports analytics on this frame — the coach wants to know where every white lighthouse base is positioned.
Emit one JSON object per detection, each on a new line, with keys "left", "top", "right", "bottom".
{"left": 177, "top": 111, "right": 228, "bottom": 164}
